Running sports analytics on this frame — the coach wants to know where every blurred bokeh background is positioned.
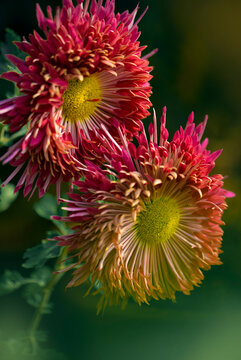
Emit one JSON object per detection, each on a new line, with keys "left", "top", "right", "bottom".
{"left": 0, "top": 0, "right": 240, "bottom": 359}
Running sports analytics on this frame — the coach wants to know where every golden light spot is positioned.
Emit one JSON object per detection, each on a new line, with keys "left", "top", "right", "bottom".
{"left": 136, "top": 196, "right": 181, "bottom": 244}
{"left": 62, "top": 74, "right": 101, "bottom": 123}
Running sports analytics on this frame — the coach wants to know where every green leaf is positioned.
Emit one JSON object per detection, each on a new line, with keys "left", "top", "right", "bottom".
{"left": 0, "top": 267, "right": 53, "bottom": 297}
{"left": 30, "top": 267, "right": 53, "bottom": 287}
{"left": 0, "top": 28, "right": 24, "bottom": 73}
{"left": 0, "top": 125, "right": 27, "bottom": 147}
{"left": 22, "top": 267, "right": 52, "bottom": 311}
{"left": 0, "top": 29, "right": 25, "bottom": 99}
{"left": 52, "top": 219, "right": 69, "bottom": 235}
{"left": 0, "top": 181, "right": 18, "bottom": 212}
{"left": 0, "top": 270, "right": 26, "bottom": 295}
{"left": 22, "top": 238, "right": 61, "bottom": 269}
{"left": 3, "top": 29, "right": 23, "bottom": 58}
{"left": 33, "top": 194, "right": 71, "bottom": 235}
{"left": 22, "top": 284, "right": 53, "bottom": 313}
{"left": 33, "top": 194, "right": 60, "bottom": 221}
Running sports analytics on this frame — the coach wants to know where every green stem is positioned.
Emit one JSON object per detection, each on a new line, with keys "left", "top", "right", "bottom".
{"left": 28, "top": 247, "right": 68, "bottom": 353}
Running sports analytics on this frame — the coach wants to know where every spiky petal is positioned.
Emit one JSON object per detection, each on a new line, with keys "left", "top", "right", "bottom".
{"left": 53, "top": 107, "right": 234, "bottom": 311}
{"left": 0, "top": 0, "right": 154, "bottom": 197}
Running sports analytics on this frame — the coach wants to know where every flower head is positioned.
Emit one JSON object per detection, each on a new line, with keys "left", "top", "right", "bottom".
{"left": 0, "top": 0, "right": 154, "bottom": 197}
{"left": 54, "top": 107, "right": 234, "bottom": 311}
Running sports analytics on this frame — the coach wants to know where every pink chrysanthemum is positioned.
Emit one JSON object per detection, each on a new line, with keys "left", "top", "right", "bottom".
{"left": 54, "top": 107, "right": 234, "bottom": 311}
{"left": 0, "top": 0, "right": 154, "bottom": 197}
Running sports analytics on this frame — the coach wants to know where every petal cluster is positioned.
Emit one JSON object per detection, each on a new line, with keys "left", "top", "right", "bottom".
{"left": 0, "top": 0, "right": 153, "bottom": 197}
{"left": 54, "top": 107, "right": 234, "bottom": 311}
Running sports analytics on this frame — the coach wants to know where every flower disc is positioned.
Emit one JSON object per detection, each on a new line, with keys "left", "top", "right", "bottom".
{"left": 136, "top": 196, "right": 181, "bottom": 245}
{"left": 62, "top": 75, "right": 101, "bottom": 123}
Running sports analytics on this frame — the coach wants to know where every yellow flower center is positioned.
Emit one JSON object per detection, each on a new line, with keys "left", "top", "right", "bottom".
{"left": 136, "top": 196, "right": 181, "bottom": 244}
{"left": 62, "top": 74, "right": 101, "bottom": 123}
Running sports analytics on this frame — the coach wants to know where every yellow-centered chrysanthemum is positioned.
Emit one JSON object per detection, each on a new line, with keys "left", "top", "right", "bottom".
{"left": 0, "top": 0, "right": 154, "bottom": 198}
{"left": 54, "top": 107, "right": 234, "bottom": 312}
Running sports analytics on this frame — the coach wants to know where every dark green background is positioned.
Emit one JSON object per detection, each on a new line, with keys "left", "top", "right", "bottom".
{"left": 0, "top": 1, "right": 241, "bottom": 359}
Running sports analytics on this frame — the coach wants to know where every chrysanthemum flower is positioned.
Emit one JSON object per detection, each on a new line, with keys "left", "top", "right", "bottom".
{"left": 54, "top": 107, "right": 234, "bottom": 311}
{"left": 0, "top": 0, "right": 154, "bottom": 197}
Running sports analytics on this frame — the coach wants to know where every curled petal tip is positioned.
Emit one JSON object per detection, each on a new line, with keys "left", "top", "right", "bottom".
{"left": 225, "top": 191, "right": 235, "bottom": 198}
